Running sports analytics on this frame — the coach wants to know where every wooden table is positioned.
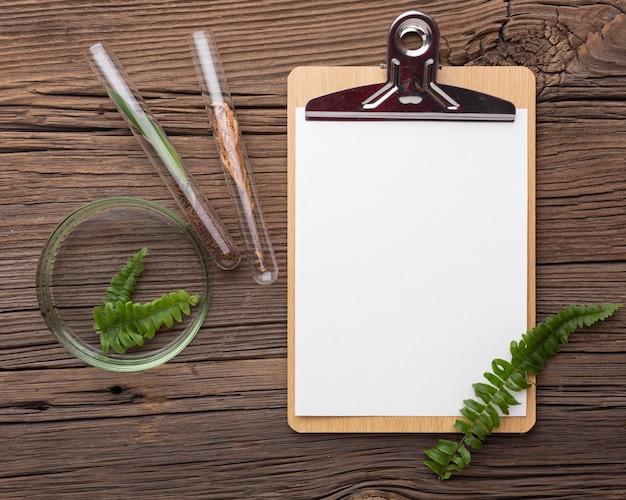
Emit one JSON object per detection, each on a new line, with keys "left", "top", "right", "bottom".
{"left": 2, "top": 1, "right": 625, "bottom": 497}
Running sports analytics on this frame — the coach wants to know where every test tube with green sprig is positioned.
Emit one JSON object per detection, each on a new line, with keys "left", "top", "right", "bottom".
{"left": 89, "top": 42, "right": 240, "bottom": 271}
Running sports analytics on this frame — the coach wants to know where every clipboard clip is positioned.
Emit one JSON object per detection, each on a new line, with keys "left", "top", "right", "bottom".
{"left": 305, "top": 11, "right": 516, "bottom": 122}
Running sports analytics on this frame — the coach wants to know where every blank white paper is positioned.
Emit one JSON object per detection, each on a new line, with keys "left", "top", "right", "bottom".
{"left": 294, "top": 108, "right": 528, "bottom": 417}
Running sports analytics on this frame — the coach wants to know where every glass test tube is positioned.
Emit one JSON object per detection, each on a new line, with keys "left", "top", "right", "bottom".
{"left": 89, "top": 43, "right": 241, "bottom": 271}
{"left": 192, "top": 31, "right": 279, "bottom": 286}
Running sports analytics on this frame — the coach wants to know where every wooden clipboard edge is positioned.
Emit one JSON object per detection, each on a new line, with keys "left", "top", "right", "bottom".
{"left": 287, "top": 65, "right": 537, "bottom": 433}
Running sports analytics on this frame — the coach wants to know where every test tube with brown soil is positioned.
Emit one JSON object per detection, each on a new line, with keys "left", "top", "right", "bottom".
{"left": 192, "top": 31, "right": 278, "bottom": 285}
{"left": 89, "top": 43, "right": 241, "bottom": 270}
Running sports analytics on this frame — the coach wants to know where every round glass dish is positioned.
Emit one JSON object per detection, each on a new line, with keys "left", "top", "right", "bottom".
{"left": 36, "top": 197, "right": 210, "bottom": 371}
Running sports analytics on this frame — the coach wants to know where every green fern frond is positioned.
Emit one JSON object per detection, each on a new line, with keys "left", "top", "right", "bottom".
{"left": 424, "top": 303, "right": 621, "bottom": 480}
{"left": 94, "top": 290, "right": 200, "bottom": 355}
{"left": 103, "top": 247, "right": 148, "bottom": 304}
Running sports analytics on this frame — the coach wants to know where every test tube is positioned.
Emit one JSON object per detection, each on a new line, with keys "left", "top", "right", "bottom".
{"left": 89, "top": 43, "right": 241, "bottom": 271}
{"left": 192, "top": 31, "right": 278, "bottom": 286}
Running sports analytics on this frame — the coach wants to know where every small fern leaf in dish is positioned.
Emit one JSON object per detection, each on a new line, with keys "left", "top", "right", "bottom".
{"left": 94, "top": 290, "right": 200, "bottom": 355}
{"left": 103, "top": 247, "right": 148, "bottom": 304}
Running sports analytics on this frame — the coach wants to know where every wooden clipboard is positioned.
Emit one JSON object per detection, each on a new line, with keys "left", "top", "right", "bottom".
{"left": 287, "top": 15, "right": 536, "bottom": 434}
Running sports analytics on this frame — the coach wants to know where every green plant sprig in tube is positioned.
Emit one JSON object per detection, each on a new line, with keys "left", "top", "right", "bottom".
{"left": 105, "top": 87, "right": 190, "bottom": 190}
{"left": 88, "top": 42, "right": 241, "bottom": 270}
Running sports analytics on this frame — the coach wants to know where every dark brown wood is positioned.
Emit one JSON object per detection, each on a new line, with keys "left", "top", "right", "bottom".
{"left": 1, "top": 0, "right": 625, "bottom": 497}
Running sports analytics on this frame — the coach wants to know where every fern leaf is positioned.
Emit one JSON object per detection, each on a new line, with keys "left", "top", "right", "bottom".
{"left": 103, "top": 247, "right": 148, "bottom": 304}
{"left": 94, "top": 290, "right": 200, "bottom": 354}
{"left": 424, "top": 303, "right": 621, "bottom": 480}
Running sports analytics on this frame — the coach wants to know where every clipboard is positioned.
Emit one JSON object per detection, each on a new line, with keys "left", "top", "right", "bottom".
{"left": 287, "top": 11, "right": 536, "bottom": 433}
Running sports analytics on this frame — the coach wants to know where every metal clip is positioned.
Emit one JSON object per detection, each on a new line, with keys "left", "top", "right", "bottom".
{"left": 305, "top": 11, "right": 516, "bottom": 121}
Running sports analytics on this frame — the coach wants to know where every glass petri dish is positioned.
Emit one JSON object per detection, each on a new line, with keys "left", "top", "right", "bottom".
{"left": 36, "top": 197, "right": 210, "bottom": 371}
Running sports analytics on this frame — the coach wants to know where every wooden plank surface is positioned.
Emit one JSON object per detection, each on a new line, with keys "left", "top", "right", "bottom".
{"left": 1, "top": 0, "right": 626, "bottom": 497}
{"left": 287, "top": 65, "right": 537, "bottom": 434}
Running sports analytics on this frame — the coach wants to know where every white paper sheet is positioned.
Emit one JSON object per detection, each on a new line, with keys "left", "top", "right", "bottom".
{"left": 294, "top": 107, "right": 529, "bottom": 417}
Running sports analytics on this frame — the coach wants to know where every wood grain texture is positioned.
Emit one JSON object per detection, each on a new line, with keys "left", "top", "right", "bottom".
{"left": 1, "top": 0, "right": 626, "bottom": 497}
